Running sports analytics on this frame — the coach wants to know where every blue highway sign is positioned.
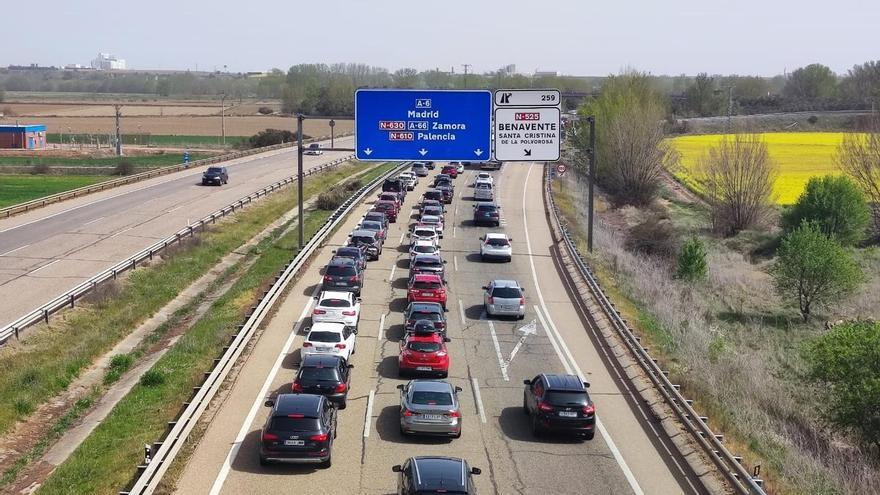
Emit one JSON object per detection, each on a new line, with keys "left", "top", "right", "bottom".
{"left": 355, "top": 89, "right": 491, "bottom": 161}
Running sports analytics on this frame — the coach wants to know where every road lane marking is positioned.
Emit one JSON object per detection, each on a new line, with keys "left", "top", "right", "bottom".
{"left": 0, "top": 244, "right": 29, "bottom": 257}
{"left": 471, "top": 378, "right": 487, "bottom": 423}
{"left": 29, "top": 259, "right": 60, "bottom": 274}
{"left": 364, "top": 389, "right": 376, "bottom": 437}
{"left": 520, "top": 164, "right": 644, "bottom": 495}
{"left": 458, "top": 299, "right": 466, "bottom": 326}
{"left": 453, "top": 226, "right": 457, "bottom": 238}
{"left": 81, "top": 216, "right": 104, "bottom": 226}
{"left": 453, "top": 255, "right": 459, "bottom": 272}
{"left": 209, "top": 284, "right": 320, "bottom": 495}
{"left": 487, "top": 320, "right": 509, "bottom": 381}
{"left": 107, "top": 226, "right": 134, "bottom": 238}
{"left": 399, "top": 231, "right": 406, "bottom": 244}
{"left": 166, "top": 205, "right": 185, "bottom": 213}
{"left": 377, "top": 313, "right": 385, "bottom": 341}
{"left": 389, "top": 264, "right": 396, "bottom": 281}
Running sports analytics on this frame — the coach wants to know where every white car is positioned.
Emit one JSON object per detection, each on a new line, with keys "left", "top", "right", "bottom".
{"left": 456, "top": 163, "right": 465, "bottom": 174}
{"left": 480, "top": 233, "right": 513, "bottom": 262}
{"left": 302, "top": 322, "right": 357, "bottom": 361}
{"left": 411, "top": 163, "right": 429, "bottom": 177}
{"left": 474, "top": 172, "right": 493, "bottom": 185}
{"left": 410, "top": 239, "right": 441, "bottom": 262}
{"left": 410, "top": 225, "right": 441, "bottom": 245}
{"left": 312, "top": 290, "right": 361, "bottom": 326}
{"left": 474, "top": 182, "right": 494, "bottom": 201}
{"left": 419, "top": 214, "right": 444, "bottom": 234}
{"left": 304, "top": 143, "right": 324, "bottom": 155}
{"left": 399, "top": 172, "right": 418, "bottom": 190}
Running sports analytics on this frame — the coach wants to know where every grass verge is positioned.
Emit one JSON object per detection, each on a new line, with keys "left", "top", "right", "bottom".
{"left": 0, "top": 175, "right": 107, "bottom": 208}
{"left": 0, "top": 153, "right": 212, "bottom": 168}
{"left": 47, "top": 134, "right": 248, "bottom": 148}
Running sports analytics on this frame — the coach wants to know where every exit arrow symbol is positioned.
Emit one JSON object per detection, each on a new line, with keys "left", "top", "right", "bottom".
{"left": 418, "top": 148, "right": 428, "bottom": 156}
{"left": 502, "top": 320, "right": 537, "bottom": 372}
{"left": 474, "top": 149, "right": 483, "bottom": 156}
{"left": 524, "top": 149, "right": 532, "bottom": 157}
{"left": 363, "top": 148, "right": 373, "bottom": 156}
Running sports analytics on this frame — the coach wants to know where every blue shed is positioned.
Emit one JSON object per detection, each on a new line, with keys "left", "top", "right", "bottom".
{"left": 0, "top": 124, "right": 48, "bottom": 149}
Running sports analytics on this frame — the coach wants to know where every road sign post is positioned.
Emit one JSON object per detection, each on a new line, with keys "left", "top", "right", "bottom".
{"left": 492, "top": 89, "right": 561, "bottom": 162}
{"left": 355, "top": 89, "right": 491, "bottom": 161}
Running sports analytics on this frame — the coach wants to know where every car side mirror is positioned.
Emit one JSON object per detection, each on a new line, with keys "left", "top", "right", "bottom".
{"left": 454, "top": 386, "right": 462, "bottom": 392}
{"left": 397, "top": 384, "right": 405, "bottom": 391}
{"left": 479, "top": 236, "right": 484, "bottom": 240}
{"left": 583, "top": 381, "right": 591, "bottom": 388}
{"left": 332, "top": 250, "right": 337, "bottom": 254}
{"left": 347, "top": 234, "right": 352, "bottom": 237}
{"left": 444, "top": 337, "right": 451, "bottom": 342}
{"left": 392, "top": 465, "right": 403, "bottom": 473}
{"left": 439, "top": 234, "right": 444, "bottom": 239}
{"left": 347, "top": 364, "right": 354, "bottom": 369}
{"left": 442, "top": 260, "right": 447, "bottom": 264}
{"left": 482, "top": 286, "right": 488, "bottom": 290}
{"left": 523, "top": 379, "right": 531, "bottom": 385}
{"left": 264, "top": 398, "right": 275, "bottom": 407}
{"left": 303, "top": 326, "right": 311, "bottom": 334}
{"left": 356, "top": 297, "right": 362, "bottom": 302}
{"left": 352, "top": 328, "right": 358, "bottom": 335}
{"left": 471, "top": 467, "right": 482, "bottom": 475}
{"left": 313, "top": 296, "right": 318, "bottom": 300}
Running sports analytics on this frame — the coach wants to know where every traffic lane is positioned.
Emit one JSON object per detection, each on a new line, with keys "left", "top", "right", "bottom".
{"left": 448, "top": 166, "right": 635, "bottom": 495}
{"left": 513, "top": 162, "right": 689, "bottom": 493}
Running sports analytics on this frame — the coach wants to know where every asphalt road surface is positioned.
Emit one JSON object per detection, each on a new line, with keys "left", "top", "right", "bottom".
{"left": 0, "top": 137, "right": 354, "bottom": 327}
{"left": 174, "top": 162, "right": 702, "bottom": 495}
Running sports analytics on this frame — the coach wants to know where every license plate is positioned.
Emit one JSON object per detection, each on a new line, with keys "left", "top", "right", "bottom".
{"left": 422, "top": 292, "right": 434, "bottom": 297}
{"left": 422, "top": 414, "right": 443, "bottom": 420}
{"left": 334, "top": 282, "right": 346, "bottom": 286}
{"left": 559, "top": 411, "right": 577, "bottom": 418}
{"left": 504, "top": 306, "right": 517, "bottom": 311}
{"left": 316, "top": 347, "right": 331, "bottom": 353}
{"left": 284, "top": 440, "right": 305, "bottom": 446}
{"left": 416, "top": 366, "right": 432, "bottom": 371}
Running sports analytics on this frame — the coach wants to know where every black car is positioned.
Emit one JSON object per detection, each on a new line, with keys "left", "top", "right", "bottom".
{"left": 392, "top": 457, "right": 481, "bottom": 495}
{"left": 363, "top": 211, "right": 389, "bottom": 229}
{"left": 421, "top": 205, "right": 444, "bottom": 221}
{"left": 423, "top": 189, "right": 443, "bottom": 203}
{"left": 349, "top": 229, "right": 382, "bottom": 260}
{"left": 405, "top": 302, "right": 446, "bottom": 334}
{"left": 433, "top": 174, "right": 452, "bottom": 187}
{"left": 202, "top": 166, "right": 228, "bottom": 185}
{"left": 410, "top": 254, "right": 446, "bottom": 281}
{"left": 383, "top": 178, "right": 406, "bottom": 197}
{"left": 435, "top": 184, "right": 454, "bottom": 204}
{"left": 332, "top": 246, "right": 367, "bottom": 271}
{"left": 523, "top": 373, "right": 595, "bottom": 440}
{"left": 259, "top": 393, "right": 337, "bottom": 467}
{"left": 292, "top": 354, "right": 353, "bottom": 408}
{"left": 473, "top": 203, "right": 501, "bottom": 226}
{"left": 322, "top": 258, "right": 363, "bottom": 295}
{"left": 419, "top": 199, "right": 445, "bottom": 216}
{"left": 424, "top": 161, "right": 436, "bottom": 170}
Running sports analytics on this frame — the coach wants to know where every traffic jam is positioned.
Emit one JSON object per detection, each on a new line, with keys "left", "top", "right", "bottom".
{"left": 258, "top": 160, "right": 597, "bottom": 493}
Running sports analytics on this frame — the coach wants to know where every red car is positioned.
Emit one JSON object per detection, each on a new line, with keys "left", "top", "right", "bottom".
{"left": 441, "top": 165, "right": 458, "bottom": 178}
{"left": 372, "top": 201, "right": 399, "bottom": 222}
{"left": 378, "top": 192, "right": 402, "bottom": 208}
{"left": 398, "top": 332, "right": 450, "bottom": 377}
{"left": 407, "top": 273, "right": 448, "bottom": 309}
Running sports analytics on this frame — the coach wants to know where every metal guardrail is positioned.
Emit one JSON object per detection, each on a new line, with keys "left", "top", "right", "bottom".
{"left": 543, "top": 166, "right": 766, "bottom": 494}
{"left": 0, "top": 154, "right": 355, "bottom": 344}
{"left": 121, "top": 161, "right": 409, "bottom": 495}
{"left": 0, "top": 141, "right": 298, "bottom": 219}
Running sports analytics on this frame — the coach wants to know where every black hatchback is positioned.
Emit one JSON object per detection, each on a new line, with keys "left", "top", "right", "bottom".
{"left": 322, "top": 258, "right": 363, "bottom": 295}
{"left": 404, "top": 302, "right": 447, "bottom": 334}
{"left": 292, "top": 354, "right": 353, "bottom": 408}
{"left": 332, "top": 246, "right": 367, "bottom": 271}
{"left": 523, "top": 373, "right": 596, "bottom": 440}
{"left": 392, "top": 456, "right": 481, "bottom": 495}
{"left": 259, "top": 393, "right": 337, "bottom": 467}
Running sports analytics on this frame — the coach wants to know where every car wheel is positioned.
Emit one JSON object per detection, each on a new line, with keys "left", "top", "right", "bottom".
{"left": 523, "top": 395, "right": 529, "bottom": 415}
{"left": 399, "top": 424, "right": 407, "bottom": 436}
{"left": 506, "top": 257, "right": 512, "bottom": 263}
{"left": 259, "top": 455, "right": 269, "bottom": 466}
{"left": 518, "top": 314, "right": 525, "bottom": 320}
{"left": 453, "top": 430, "right": 462, "bottom": 439}
{"left": 531, "top": 414, "right": 542, "bottom": 437}
{"left": 321, "top": 453, "right": 332, "bottom": 469}
{"left": 439, "top": 371, "right": 448, "bottom": 378}
{"left": 339, "top": 400, "right": 347, "bottom": 410}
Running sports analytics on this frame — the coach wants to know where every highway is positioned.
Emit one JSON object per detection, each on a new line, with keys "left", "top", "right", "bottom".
{"left": 0, "top": 137, "right": 354, "bottom": 327}
{"left": 174, "top": 162, "right": 702, "bottom": 494}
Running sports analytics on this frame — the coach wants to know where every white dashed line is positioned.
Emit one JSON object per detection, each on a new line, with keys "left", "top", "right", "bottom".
{"left": 471, "top": 378, "right": 487, "bottom": 423}
{"left": 377, "top": 313, "right": 385, "bottom": 341}
{"left": 453, "top": 255, "right": 459, "bottom": 272}
{"left": 487, "top": 319, "right": 509, "bottom": 381}
{"left": 107, "top": 226, "right": 134, "bottom": 239}
{"left": 81, "top": 216, "right": 104, "bottom": 226}
{"left": 389, "top": 264, "right": 396, "bottom": 281}
{"left": 453, "top": 226, "right": 457, "bottom": 238}
{"left": 458, "top": 299, "right": 466, "bottom": 325}
{"left": 364, "top": 389, "right": 375, "bottom": 437}
{"left": 0, "top": 244, "right": 29, "bottom": 257}
{"left": 399, "top": 232, "right": 406, "bottom": 244}
{"left": 30, "top": 259, "right": 60, "bottom": 274}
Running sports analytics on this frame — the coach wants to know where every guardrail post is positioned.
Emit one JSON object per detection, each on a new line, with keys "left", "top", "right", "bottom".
{"left": 43, "top": 309, "right": 49, "bottom": 324}
{"left": 70, "top": 294, "right": 75, "bottom": 308}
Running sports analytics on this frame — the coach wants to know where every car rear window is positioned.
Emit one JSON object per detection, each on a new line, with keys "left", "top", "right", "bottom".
{"left": 476, "top": 204, "right": 496, "bottom": 211}
{"left": 350, "top": 235, "right": 375, "bottom": 245}
{"left": 319, "top": 298, "right": 350, "bottom": 308}
{"left": 424, "top": 191, "right": 442, "bottom": 200}
{"left": 299, "top": 367, "right": 340, "bottom": 381}
{"left": 207, "top": 167, "right": 223, "bottom": 173}
{"left": 409, "top": 312, "right": 441, "bottom": 322}
{"left": 411, "top": 391, "right": 453, "bottom": 406}
{"left": 412, "top": 245, "right": 435, "bottom": 254}
{"left": 545, "top": 391, "right": 589, "bottom": 406}
{"left": 365, "top": 214, "right": 384, "bottom": 223}
{"left": 491, "top": 287, "right": 522, "bottom": 298}
{"left": 414, "top": 230, "right": 435, "bottom": 238}
{"left": 476, "top": 183, "right": 491, "bottom": 189}
{"left": 416, "top": 258, "right": 442, "bottom": 267}
{"left": 326, "top": 265, "right": 356, "bottom": 276}
{"left": 412, "top": 281, "right": 441, "bottom": 290}
{"left": 424, "top": 208, "right": 442, "bottom": 215}
{"left": 308, "top": 331, "right": 341, "bottom": 343}
{"left": 486, "top": 238, "right": 509, "bottom": 247}
{"left": 336, "top": 248, "right": 361, "bottom": 257}
{"left": 270, "top": 417, "right": 320, "bottom": 431}
{"left": 408, "top": 341, "right": 441, "bottom": 353}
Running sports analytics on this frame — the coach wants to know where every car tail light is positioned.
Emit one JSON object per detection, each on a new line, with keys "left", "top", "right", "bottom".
{"left": 323, "top": 275, "right": 332, "bottom": 282}
{"left": 302, "top": 342, "right": 313, "bottom": 347}
{"left": 583, "top": 404, "right": 596, "bottom": 416}
{"left": 350, "top": 276, "right": 360, "bottom": 282}
{"left": 519, "top": 297, "right": 525, "bottom": 305}
{"left": 538, "top": 401, "right": 555, "bottom": 413}
{"left": 448, "top": 410, "right": 461, "bottom": 418}
{"left": 262, "top": 432, "right": 279, "bottom": 442}
{"left": 313, "top": 309, "right": 326, "bottom": 315}
{"left": 292, "top": 382, "right": 303, "bottom": 392}
{"left": 334, "top": 383, "right": 347, "bottom": 393}
{"left": 488, "top": 296, "right": 494, "bottom": 304}
{"left": 310, "top": 433, "right": 329, "bottom": 442}
{"left": 403, "top": 408, "right": 414, "bottom": 417}
{"left": 335, "top": 343, "right": 347, "bottom": 349}
{"left": 342, "top": 310, "right": 356, "bottom": 316}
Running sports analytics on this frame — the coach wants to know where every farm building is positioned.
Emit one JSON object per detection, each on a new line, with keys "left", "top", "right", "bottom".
{"left": 0, "top": 125, "right": 47, "bottom": 149}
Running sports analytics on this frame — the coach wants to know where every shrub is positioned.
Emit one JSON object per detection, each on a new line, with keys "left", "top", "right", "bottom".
{"left": 807, "top": 115, "right": 819, "bottom": 125}
{"left": 114, "top": 159, "right": 135, "bottom": 176}
{"left": 30, "top": 162, "right": 51, "bottom": 175}
{"left": 139, "top": 369, "right": 165, "bottom": 387}
{"left": 803, "top": 320, "right": 880, "bottom": 451}
{"left": 247, "top": 128, "right": 304, "bottom": 148}
{"left": 677, "top": 237, "right": 708, "bottom": 281}
{"left": 770, "top": 222, "right": 862, "bottom": 322}
{"left": 625, "top": 216, "right": 679, "bottom": 258}
{"left": 343, "top": 179, "right": 362, "bottom": 192}
{"left": 316, "top": 189, "right": 348, "bottom": 210}
{"left": 782, "top": 175, "right": 870, "bottom": 246}
{"left": 104, "top": 353, "right": 134, "bottom": 385}
{"left": 257, "top": 106, "right": 273, "bottom": 115}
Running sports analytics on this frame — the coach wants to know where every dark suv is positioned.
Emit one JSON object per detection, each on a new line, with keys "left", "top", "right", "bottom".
{"left": 410, "top": 254, "right": 446, "bottom": 282}
{"left": 348, "top": 229, "right": 382, "bottom": 260}
{"left": 259, "top": 393, "right": 337, "bottom": 467}
{"left": 292, "top": 354, "right": 353, "bottom": 408}
{"left": 332, "top": 246, "right": 367, "bottom": 271}
{"left": 392, "top": 457, "right": 481, "bottom": 495}
{"left": 404, "top": 302, "right": 446, "bottom": 334}
{"left": 202, "top": 166, "right": 228, "bottom": 185}
{"left": 473, "top": 203, "right": 500, "bottom": 226}
{"left": 522, "top": 373, "right": 595, "bottom": 440}
{"left": 322, "top": 258, "right": 363, "bottom": 295}
{"left": 382, "top": 178, "right": 405, "bottom": 197}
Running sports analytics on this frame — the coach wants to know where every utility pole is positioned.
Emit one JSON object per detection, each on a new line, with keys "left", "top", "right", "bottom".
{"left": 296, "top": 114, "right": 305, "bottom": 249}
{"left": 462, "top": 64, "right": 471, "bottom": 89}
{"left": 586, "top": 116, "right": 596, "bottom": 252}
{"left": 220, "top": 93, "right": 227, "bottom": 146}
{"left": 114, "top": 104, "right": 122, "bottom": 156}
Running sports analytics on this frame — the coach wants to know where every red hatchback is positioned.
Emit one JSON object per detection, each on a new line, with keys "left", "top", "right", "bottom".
{"left": 372, "top": 201, "right": 399, "bottom": 222}
{"left": 441, "top": 165, "right": 458, "bottom": 178}
{"left": 398, "top": 332, "right": 450, "bottom": 377}
{"left": 407, "top": 273, "right": 447, "bottom": 309}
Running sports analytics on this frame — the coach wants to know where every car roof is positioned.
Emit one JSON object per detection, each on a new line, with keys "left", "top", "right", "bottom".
{"left": 318, "top": 291, "right": 352, "bottom": 300}
{"left": 274, "top": 393, "right": 323, "bottom": 417}
{"left": 335, "top": 246, "right": 363, "bottom": 254}
{"left": 490, "top": 279, "right": 520, "bottom": 287}
{"left": 327, "top": 257, "right": 356, "bottom": 267}
{"left": 413, "top": 273, "right": 442, "bottom": 282}
{"left": 412, "top": 239, "right": 436, "bottom": 247}
{"left": 409, "top": 302, "right": 443, "bottom": 312}
{"left": 541, "top": 373, "right": 587, "bottom": 392}
{"left": 300, "top": 353, "right": 345, "bottom": 367}
{"left": 309, "top": 321, "right": 347, "bottom": 332}
{"left": 409, "top": 379, "right": 454, "bottom": 393}
{"left": 411, "top": 457, "right": 468, "bottom": 491}
{"left": 350, "top": 229, "right": 377, "bottom": 237}
{"left": 413, "top": 254, "right": 442, "bottom": 262}
{"left": 421, "top": 215, "right": 441, "bottom": 222}
{"left": 406, "top": 332, "right": 444, "bottom": 343}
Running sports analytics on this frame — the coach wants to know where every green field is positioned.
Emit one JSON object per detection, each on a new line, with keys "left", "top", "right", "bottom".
{"left": 0, "top": 153, "right": 211, "bottom": 168}
{"left": 46, "top": 134, "right": 248, "bottom": 148}
{"left": 0, "top": 175, "right": 108, "bottom": 208}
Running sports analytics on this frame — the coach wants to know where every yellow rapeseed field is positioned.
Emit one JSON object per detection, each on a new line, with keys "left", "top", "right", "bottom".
{"left": 670, "top": 132, "right": 851, "bottom": 204}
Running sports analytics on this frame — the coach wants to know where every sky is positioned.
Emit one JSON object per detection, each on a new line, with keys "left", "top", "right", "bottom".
{"left": 2, "top": 0, "right": 878, "bottom": 77}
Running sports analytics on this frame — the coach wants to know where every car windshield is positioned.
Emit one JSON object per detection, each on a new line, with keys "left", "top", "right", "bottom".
{"left": 326, "top": 265, "right": 356, "bottom": 276}
{"left": 365, "top": 214, "right": 384, "bottom": 223}
{"left": 308, "top": 331, "right": 341, "bottom": 343}
{"left": 424, "top": 208, "right": 442, "bottom": 215}
{"left": 422, "top": 217, "right": 440, "bottom": 225}
{"left": 487, "top": 238, "right": 509, "bottom": 247}
{"left": 299, "top": 367, "right": 339, "bottom": 381}
{"left": 411, "top": 391, "right": 454, "bottom": 406}
{"left": 545, "top": 391, "right": 590, "bottom": 406}
{"left": 491, "top": 287, "right": 522, "bottom": 298}
{"left": 408, "top": 341, "right": 441, "bottom": 352}
{"left": 425, "top": 192, "right": 442, "bottom": 200}
{"left": 319, "top": 298, "right": 350, "bottom": 308}
{"left": 414, "top": 230, "right": 435, "bottom": 238}
{"left": 309, "top": 144, "right": 320, "bottom": 149}
{"left": 351, "top": 235, "right": 374, "bottom": 245}
{"left": 412, "top": 281, "right": 441, "bottom": 290}
{"left": 375, "top": 203, "right": 392, "bottom": 210}
{"left": 270, "top": 417, "right": 320, "bottom": 431}
{"left": 206, "top": 167, "right": 222, "bottom": 173}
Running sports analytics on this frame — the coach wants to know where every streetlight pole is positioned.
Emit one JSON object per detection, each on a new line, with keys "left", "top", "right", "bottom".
{"left": 220, "top": 93, "right": 227, "bottom": 146}
{"left": 329, "top": 119, "right": 336, "bottom": 148}
{"left": 114, "top": 104, "right": 122, "bottom": 156}
{"left": 462, "top": 64, "right": 471, "bottom": 89}
{"left": 586, "top": 116, "right": 596, "bottom": 252}
{"left": 297, "top": 114, "right": 305, "bottom": 249}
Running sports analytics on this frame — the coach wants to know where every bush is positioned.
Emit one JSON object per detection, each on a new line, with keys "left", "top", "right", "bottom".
{"left": 247, "top": 128, "right": 304, "bottom": 148}
{"left": 770, "top": 222, "right": 862, "bottom": 322}
{"left": 114, "top": 159, "right": 135, "bottom": 176}
{"left": 257, "top": 106, "right": 273, "bottom": 115}
{"left": 625, "top": 216, "right": 679, "bottom": 258}
{"left": 343, "top": 179, "right": 362, "bottom": 192}
{"left": 139, "top": 369, "right": 165, "bottom": 387}
{"left": 807, "top": 115, "right": 819, "bottom": 125}
{"left": 803, "top": 320, "right": 880, "bottom": 451}
{"left": 677, "top": 237, "right": 708, "bottom": 281}
{"left": 316, "top": 189, "right": 348, "bottom": 210}
{"left": 782, "top": 175, "right": 870, "bottom": 246}
{"left": 30, "top": 162, "right": 51, "bottom": 175}
{"left": 104, "top": 353, "right": 134, "bottom": 385}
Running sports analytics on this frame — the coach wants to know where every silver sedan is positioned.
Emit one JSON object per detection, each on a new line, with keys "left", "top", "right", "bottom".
{"left": 398, "top": 379, "right": 462, "bottom": 438}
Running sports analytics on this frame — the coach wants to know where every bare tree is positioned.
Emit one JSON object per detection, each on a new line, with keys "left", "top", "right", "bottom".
{"left": 837, "top": 126, "right": 880, "bottom": 234}
{"left": 699, "top": 134, "right": 777, "bottom": 236}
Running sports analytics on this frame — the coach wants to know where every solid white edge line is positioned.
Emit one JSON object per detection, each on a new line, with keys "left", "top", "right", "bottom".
{"left": 0, "top": 243, "right": 30, "bottom": 257}
{"left": 471, "top": 378, "right": 487, "bottom": 424}
{"left": 377, "top": 313, "right": 385, "bottom": 341}
{"left": 208, "top": 283, "right": 320, "bottom": 495}
{"left": 30, "top": 259, "right": 61, "bottom": 274}
{"left": 458, "top": 299, "right": 466, "bottom": 326}
{"left": 364, "top": 389, "right": 376, "bottom": 437}
{"left": 520, "top": 163, "right": 645, "bottom": 495}
{"left": 487, "top": 319, "right": 509, "bottom": 381}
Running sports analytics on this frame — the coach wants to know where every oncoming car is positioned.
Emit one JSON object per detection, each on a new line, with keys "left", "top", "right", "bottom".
{"left": 304, "top": 143, "right": 324, "bottom": 155}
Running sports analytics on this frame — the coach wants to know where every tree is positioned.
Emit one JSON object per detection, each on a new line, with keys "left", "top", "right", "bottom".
{"left": 0, "top": 86, "right": 4, "bottom": 103}
{"left": 837, "top": 126, "right": 880, "bottom": 234}
{"left": 770, "top": 222, "right": 862, "bottom": 322}
{"left": 783, "top": 64, "right": 838, "bottom": 99}
{"left": 803, "top": 320, "right": 880, "bottom": 451}
{"left": 840, "top": 60, "right": 880, "bottom": 101}
{"left": 684, "top": 73, "right": 724, "bottom": 117}
{"left": 677, "top": 237, "right": 708, "bottom": 281}
{"left": 699, "top": 134, "right": 777, "bottom": 236}
{"left": 783, "top": 175, "right": 870, "bottom": 246}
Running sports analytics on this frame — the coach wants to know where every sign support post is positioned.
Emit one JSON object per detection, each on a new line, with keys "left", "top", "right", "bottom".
{"left": 297, "top": 114, "right": 305, "bottom": 249}
{"left": 587, "top": 115, "right": 596, "bottom": 253}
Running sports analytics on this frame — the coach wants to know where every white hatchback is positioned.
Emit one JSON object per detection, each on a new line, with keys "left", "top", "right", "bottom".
{"left": 474, "top": 172, "right": 494, "bottom": 186}
{"left": 480, "top": 233, "right": 513, "bottom": 262}
{"left": 302, "top": 322, "right": 357, "bottom": 361}
{"left": 410, "top": 225, "right": 441, "bottom": 245}
{"left": 312, "top": 290, "right": 361, "bottom": 326}
{"left": 410, "top": 239, "right": 441, "bottom": 262}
